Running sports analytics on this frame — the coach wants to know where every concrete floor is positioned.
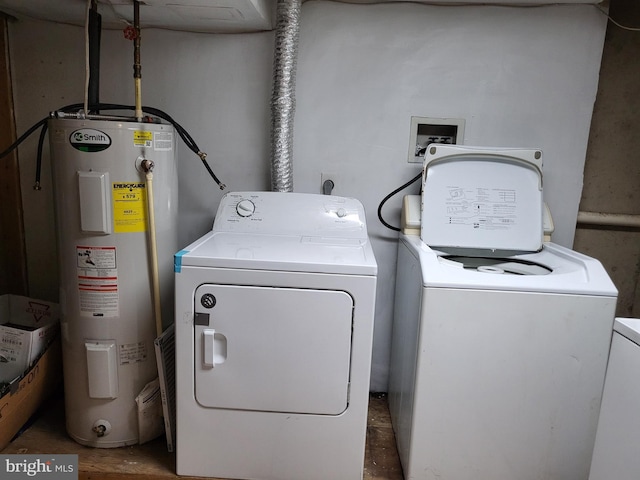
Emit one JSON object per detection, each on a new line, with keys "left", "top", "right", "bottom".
{"left": 365, "top": 393, "right": 404, "bottom": 480}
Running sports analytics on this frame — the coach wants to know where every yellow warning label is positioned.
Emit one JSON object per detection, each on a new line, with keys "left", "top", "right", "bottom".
{"left": 133, "top": 130, "right": 153, "bottom": 147}
{"left": 112, "top": 182, "right": 147, "bottom": 233}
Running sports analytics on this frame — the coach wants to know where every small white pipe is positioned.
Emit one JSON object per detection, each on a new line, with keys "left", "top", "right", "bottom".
{"left": 144, "top": 168, "right": 163, "bottom": 337}
{"left": 577, "top": 211, "right": 640, "bottom": 228}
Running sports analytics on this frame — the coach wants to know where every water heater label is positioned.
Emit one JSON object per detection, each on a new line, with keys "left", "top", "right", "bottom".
{"left": 76, "top": 246, "right": 119, "bottom": 318}
{"left": 112, "top": 183, "right": 147, "bottom": 233}
{"left": 119, "top": 342, "right": 148, "bottom": 364}
{"left": 154, "top": 131, "right": 173, "bottom": 151}
{"left": 69, "top": 128, "right": 111, "bottom": 152}
{"left": 134, "top": 130, "right": 153, "bottom": 148}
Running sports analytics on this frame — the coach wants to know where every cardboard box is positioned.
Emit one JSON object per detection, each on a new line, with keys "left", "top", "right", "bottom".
{"left": 0, "top": 295, "right": 59, "bottom": 384}
{"left": 0, "top": 336, "right": 62, "bottom": 450}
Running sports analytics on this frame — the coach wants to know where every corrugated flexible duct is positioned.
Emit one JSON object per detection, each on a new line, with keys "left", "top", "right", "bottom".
{"left": 270, "top": 0, "right": 301, "bottom": 192}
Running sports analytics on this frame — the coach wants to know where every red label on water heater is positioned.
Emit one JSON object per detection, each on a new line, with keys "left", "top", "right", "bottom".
{"left": 76, "top": 245, "right": 119, "bottom": 318}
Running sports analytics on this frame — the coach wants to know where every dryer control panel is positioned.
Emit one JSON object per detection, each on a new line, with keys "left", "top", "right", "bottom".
{"left": 213, "top": 191, "right": 368, "bottom": 238}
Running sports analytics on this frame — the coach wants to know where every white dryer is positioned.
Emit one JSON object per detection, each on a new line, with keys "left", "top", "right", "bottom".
{"left": 174, "top": 191, "right": 377, "bottom": 480}
{"left": 388, "top": 145, "right": 618, "bottom": 480}
{"left": 589, "top": 318, "right": 640, "bottom": 480}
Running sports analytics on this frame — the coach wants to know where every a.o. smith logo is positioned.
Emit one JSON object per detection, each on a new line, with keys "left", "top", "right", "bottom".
{"left": 69, "top": 129, "right": 111, "bottom": 152}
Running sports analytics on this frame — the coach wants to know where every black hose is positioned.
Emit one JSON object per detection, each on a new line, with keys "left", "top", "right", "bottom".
{"left": 377, "top": 172, "right": 422, "bottom": 232}
{"left": 0, "top": 102, "right": 225, "bottom": 190}
{"left": 0, "top": 117, "right": 48, "bottom": 160}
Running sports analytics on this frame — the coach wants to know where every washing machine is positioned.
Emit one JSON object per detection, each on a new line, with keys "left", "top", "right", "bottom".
{"left": 174, "top": 191, "right": 377, "bottom": 480}
{"left": 589, "top": 318, "right": 640, "bottom": 480}
{"left": 388, "top": 145, "right": 618, "bottom": 480}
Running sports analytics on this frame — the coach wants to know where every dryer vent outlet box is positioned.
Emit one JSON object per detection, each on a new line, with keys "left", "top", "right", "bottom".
{"left": 408, "top": 116, "right": 465, "bottom": 163}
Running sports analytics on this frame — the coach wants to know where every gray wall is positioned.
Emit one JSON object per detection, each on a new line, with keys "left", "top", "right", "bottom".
{"left": 8, "top": 1, "right": 608, "bottom": 390}
{"left": 574, "top": 0, "right": 640, "bottom": 318}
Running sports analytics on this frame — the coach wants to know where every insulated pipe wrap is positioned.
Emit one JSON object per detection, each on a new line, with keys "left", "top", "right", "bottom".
{"left": 88, "top": 6, "right": 101, "bottom": 112}
{"left": 270, "top": 0, "right": 301, "bottom": 193}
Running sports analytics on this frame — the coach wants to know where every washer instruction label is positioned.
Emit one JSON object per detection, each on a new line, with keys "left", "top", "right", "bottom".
{"left": 445, "top": 186, "right": 518, "bottom": 230}
{"left": 77, "top": 246, "right": 119, "bottom": 318}
{"left": 113, "top": 182, "right": 147, "bottom": 233}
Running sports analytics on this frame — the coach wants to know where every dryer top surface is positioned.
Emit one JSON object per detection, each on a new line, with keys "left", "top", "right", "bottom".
{"left": 177, "top": 192, "right": 377, "bottom": 275}
{"left": 177, "top": 230, "right": 377, "bottom": 275}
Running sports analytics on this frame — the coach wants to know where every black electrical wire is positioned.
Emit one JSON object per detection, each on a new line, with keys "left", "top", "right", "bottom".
{"left": 377, "top": 171, "right": 422, "bottom": 232}
{"left": 34, "top": 121, "right": 48, "bottom": 190}
{"left": 0, "top": 102, "right": 225, "bottom": 190}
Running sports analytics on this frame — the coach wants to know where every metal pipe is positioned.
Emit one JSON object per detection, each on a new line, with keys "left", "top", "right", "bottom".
{"left": 51, "top": 111, "right": 136, "bottom": 122}
{"left": 270, "top": 0, "right": 301, "bottom": 193}
{"left": 577, "top": 211, "right": 640, "bottom": 228}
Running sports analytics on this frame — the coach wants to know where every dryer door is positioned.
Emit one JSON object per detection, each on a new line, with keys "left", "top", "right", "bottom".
{"left": 193, "top": 284, "right": 354, "bottom": 415}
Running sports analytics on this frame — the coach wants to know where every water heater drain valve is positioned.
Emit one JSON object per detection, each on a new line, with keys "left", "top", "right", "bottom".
{"left": 92, "top": 420, "right": 112, "bottom": 438}
{"left": 141, "top": 158, "right": 155, "bottom": 173}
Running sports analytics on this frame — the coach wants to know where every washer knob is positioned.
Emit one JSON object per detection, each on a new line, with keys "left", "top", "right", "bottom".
{"left": 236, "top": 199, "right": 255, "bottom": 217}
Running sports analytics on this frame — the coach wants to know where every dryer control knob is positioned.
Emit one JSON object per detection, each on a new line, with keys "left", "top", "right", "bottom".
{"left": 236, "top": 199, "right": 255, "bottom": 217}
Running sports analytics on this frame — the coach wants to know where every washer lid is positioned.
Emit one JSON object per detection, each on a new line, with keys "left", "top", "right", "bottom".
{"left": 614, "top": 318, "right": 640, "bottom": 346}
{"left": 421, "top": 145, "right": 544, "bottom": 254}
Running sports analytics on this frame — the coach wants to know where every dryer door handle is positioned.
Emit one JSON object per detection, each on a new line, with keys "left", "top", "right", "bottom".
{"left": 203, "top": 329, "right": 216, "bottom": 367}
{"left": 202, "top": 329, "right": 227, "bottom": 368}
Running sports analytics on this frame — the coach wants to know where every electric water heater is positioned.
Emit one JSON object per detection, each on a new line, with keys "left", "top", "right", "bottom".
{"left": 48, "top": 117, "right": 178, "bottom": 447}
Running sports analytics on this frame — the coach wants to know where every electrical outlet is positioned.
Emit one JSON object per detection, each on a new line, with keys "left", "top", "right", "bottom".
{"left": 408, "top": 116, "right": 465, "bottom": 163}
{"left": 321, "top": 172, "right": 338, "bottom": 195}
